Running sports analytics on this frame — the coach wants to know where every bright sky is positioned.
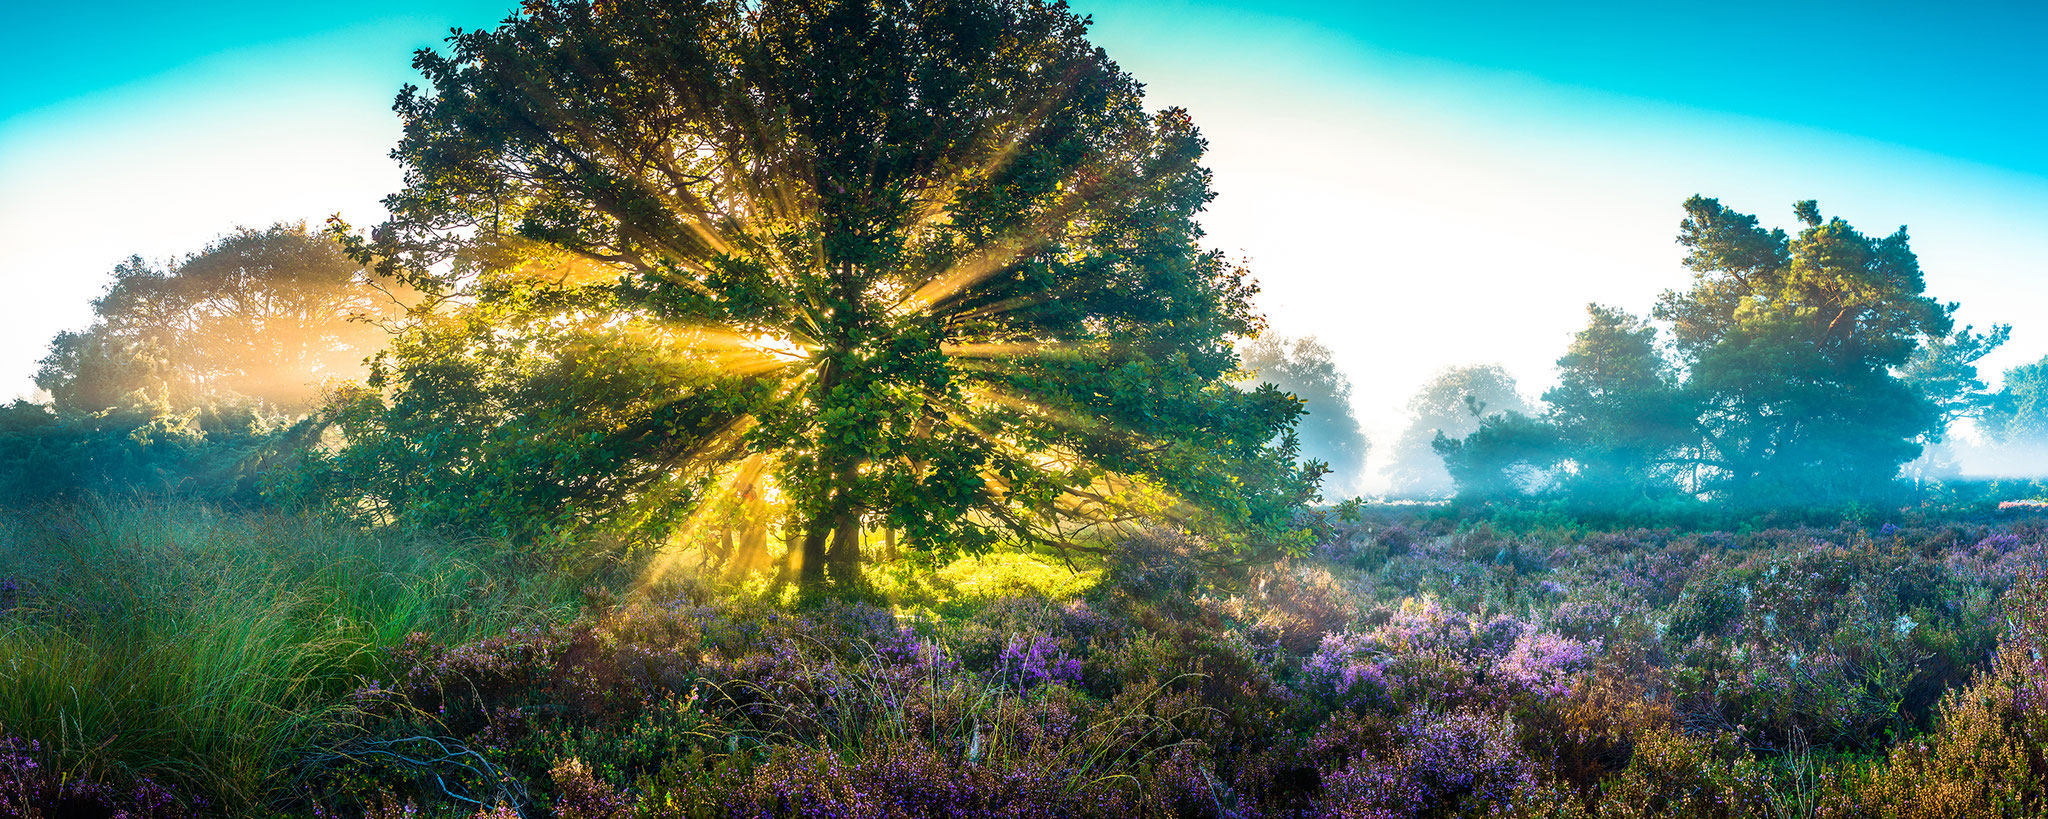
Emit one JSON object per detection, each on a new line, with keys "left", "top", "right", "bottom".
{"left": 5, "top": 1, "right": 2046, "bottom": 490}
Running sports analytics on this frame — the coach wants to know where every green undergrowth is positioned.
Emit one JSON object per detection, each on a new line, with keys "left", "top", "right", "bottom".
{"left": 868, "top": 550, "right": 1101, "bottom": 617}
{"left": 0, "top": 498, "right": 584, "bottom": 810}
{"left": 11, "top": 503, "right": 2048, "bottom": 817}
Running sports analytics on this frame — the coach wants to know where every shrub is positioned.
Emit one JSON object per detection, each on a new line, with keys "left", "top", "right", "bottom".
{"left": 1320, "top": 709, "right": 1543, "bottom": 818}
{"left": 1820, "top": 570, "right": 2048, "bottom": 817}
{"left": 1591, "top": 728, "right": 1772, "bottom": 819}
{"left": 0, "top": 732, "right": 194, "bottom": 819}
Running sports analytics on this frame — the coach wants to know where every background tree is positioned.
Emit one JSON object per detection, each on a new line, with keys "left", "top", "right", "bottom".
{"left": 1897, "top": 320, "right": 2008, "bottom": 484}
{"left": 345, "top": 0, "right": 1319, "bottom": 592}
{"left": 1385, "top": 364, "right": 1528, "bottom": 498}
{"left": 1655, "top": 198, "right": 1950, "bottom": 503}
{"left": 1542, "top": 304, "right": 1695, "bottom": 500}
{"left": 1, "top": 225, "right": 384, "bottom": 506}
{"left": 35, "top": 328, "right": 177, "bottom": 417}
{"left": 36, "top": 224, "right": 400, "bottom": 414}
{"left": 1431, "top": 404, "right": 1564, "bottom": 501}
{"left": 1981, "top": 355, "right": 2048, "bottom": 443}
{"left": 1238, "top": 333, "right": 1369, "bottom": 496}
{"left": 1902, "top": 322, "right": 2010, "bottom": 429}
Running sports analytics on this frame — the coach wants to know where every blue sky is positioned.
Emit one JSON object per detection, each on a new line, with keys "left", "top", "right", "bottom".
{"left": 5, "top": 0, "right": 2045, "bottom": 488}
{"left": 1116, "top": 0, "right": 2048, "bottom": 175}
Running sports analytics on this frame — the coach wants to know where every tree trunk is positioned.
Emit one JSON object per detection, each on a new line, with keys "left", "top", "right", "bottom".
{"left": 724, "top": 514, "right": 770, "bottom": 581}
{"left": 798, "top": 453, "right": 866, "bottom": 594}
{"left": 772, "top": 520, "right": 803, "bottom": 591}
{"left": 826, "top": 514, "right": 861, "bottom": 587}
{"left": 798, "top": 521, "right": 830, "bottom": 592}
{"left": 712, "top": 526, "right": 736, "bottom": 571}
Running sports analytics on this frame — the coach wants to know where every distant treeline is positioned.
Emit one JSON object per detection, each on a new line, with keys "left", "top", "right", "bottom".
{"left": 1390, "top": 197, "right": 2047, "bottom": 513}
{"left": 15, "top": 198, "right": 2048, "bottom": 529}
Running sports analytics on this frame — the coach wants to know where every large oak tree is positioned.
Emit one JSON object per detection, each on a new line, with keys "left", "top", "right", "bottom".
{"left": 344, "top": 0, "right": 1318, "bottom": 590}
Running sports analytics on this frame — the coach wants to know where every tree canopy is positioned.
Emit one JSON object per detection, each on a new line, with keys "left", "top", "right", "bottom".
{"left": 1542, "top": 304, "right": 1695, "bottom": 499}
{"left": 0, "top": 225, "right": 379, "bottom": 505}
{"left": 332, "top": 0, "right": 1319, "bottom": 591}
{"left": 1983, "top": 355, "right": 2048, "bottom": 444}
{"left": 1657, "top": 197, "right": 1954, "bottom": 501}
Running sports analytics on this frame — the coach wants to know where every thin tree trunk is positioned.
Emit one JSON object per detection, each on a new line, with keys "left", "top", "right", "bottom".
{"left": 772, "top": 520, "right": 803, "bottom": 592}
{"left": 826, "top": 514, "right": 861, "bottom": 587}
{"left": 712, "top": 525, "right": 737, "bottom": 571}
{"left": 798, "top": 520, "right": 831, "bottom": 592}
{"left": 725, "top": 514, "right": 769, "bottom": 581}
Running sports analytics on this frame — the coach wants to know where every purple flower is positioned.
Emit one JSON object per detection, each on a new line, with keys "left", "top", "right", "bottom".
{"left": 999, "top": 634, "right": 1081, "bottom": 689}
{"left": 1498, "top": 630, "right": 1596, "bottom": 698}
{"left": 876, "top": 625, "right": 957, "bottom": 674}
{"left": 1322, "top": 710, "right": 1537, "bottom": 817}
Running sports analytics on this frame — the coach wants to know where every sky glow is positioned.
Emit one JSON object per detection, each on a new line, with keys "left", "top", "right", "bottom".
{"left": 4, "top": 1, "right": 2044, "bottom": 490}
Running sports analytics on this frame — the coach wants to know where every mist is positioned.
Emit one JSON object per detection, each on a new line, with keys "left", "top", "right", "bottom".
{"left": 1238, "top": 333, "right": 1372, "bottom": 497}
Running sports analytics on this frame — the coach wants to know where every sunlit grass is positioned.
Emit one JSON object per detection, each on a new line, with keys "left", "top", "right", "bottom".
{"left": 861, "top": 549, "right": 1100, "bottom": 617}
{"left": 0, "top": 498, "right": 582, "bottom": 809}
{"left": 931, "top": 551, "right": 1099, "bottom": 601}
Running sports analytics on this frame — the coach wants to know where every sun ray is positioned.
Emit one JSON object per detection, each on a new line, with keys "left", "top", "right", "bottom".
{"left": 636, "top": 452, "right": 773, "bottom": 590}
{"left": 893, "top": 147, "right": 1145, "bottom": 318}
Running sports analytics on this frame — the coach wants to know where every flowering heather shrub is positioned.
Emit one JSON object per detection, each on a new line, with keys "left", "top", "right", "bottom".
{"left": 725, "top": 738, "right": 1142, "bottom": 818}
{"left": 548, "top": 757, "right": 629, "bottom": 819}
{"left": 161, "top": 513, "right": 2048, "bottom": 816}
{"left": 387, "top": 625, "right": 576, "bottom": 708}
{"left": 324, "top": 584, "right": 1290, "bottom": 816}
{"left": 1373, "top": 523, "right": 1422, "bottom": 556}
{"left": 1000, "top": 634, "right": 1083, "bottom": 689}
{"left": 1304, "top": 598, "right": 1592, "bottom": 710}
{"left": 1224, "top": 563, "right": 1357, "bottom": 654}
{"left": 0, "top": 733, "right": 193, "bottom": 818}
{"left": 1094, "top": 529, "right": 1218, "bottom": 607}
{"left": 1943, "top": 530, "right": 2046, "bottom": 586}
{"left": 1320, "top": 709, "right": 1541, "bottom": 818}
{"left": 1658, "top": 535, "right": 1962, "bottom": 751}
{"left": 1519, "top": 648, "right": 1677, "bottom": 793}
{"left": 1500, "top": 631, "right": 1598, "bottom": 699}
{"left": 1303, "top": 629, "right": 1392, "bottom": 707}
{"left": 1592, "top": 728, "right": 1772, "bottom": 818}
{"left": 955, "top": 594, "right": 1104, "bottom": 674}
{"left": 871, "top": 619, "right": 958, "bottom": 676}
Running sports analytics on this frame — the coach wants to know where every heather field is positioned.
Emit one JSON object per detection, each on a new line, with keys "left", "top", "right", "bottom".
{"left": 7, "top": 499, "right": 2048, "bottom": 817}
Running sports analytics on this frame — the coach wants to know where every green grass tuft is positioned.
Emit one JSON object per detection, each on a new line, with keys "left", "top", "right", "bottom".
{"left": 0, "top": 498, "right": 581, "bottom": 810}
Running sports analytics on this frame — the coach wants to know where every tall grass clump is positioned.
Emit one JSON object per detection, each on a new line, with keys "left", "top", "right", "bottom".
{"left": 0, "top": 497, "right": 584, "bottom": 810}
